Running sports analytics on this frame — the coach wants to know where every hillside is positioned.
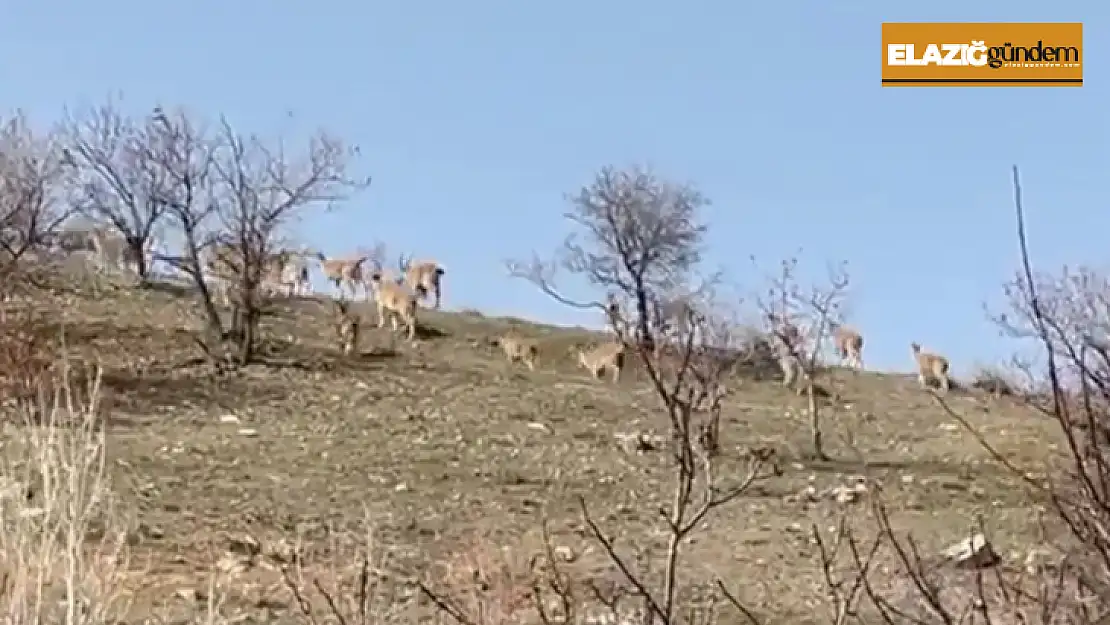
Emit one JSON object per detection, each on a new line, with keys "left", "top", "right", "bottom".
{"left": 0, "top": 269, "right": 1064, "bottom": 625}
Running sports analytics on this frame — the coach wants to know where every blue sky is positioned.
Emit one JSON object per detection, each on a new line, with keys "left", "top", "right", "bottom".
{"left": 1, "top": 0, "right": 1102, "bottom": 375}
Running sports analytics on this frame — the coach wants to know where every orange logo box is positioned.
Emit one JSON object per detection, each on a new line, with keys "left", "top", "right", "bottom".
{"left": 881, "top": 22, "right": 1083, "bottom": 87}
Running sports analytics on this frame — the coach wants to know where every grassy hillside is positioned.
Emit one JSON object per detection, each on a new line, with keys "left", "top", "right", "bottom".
{"left": 0, "top": 269, "right": 1063, "bottom": 624}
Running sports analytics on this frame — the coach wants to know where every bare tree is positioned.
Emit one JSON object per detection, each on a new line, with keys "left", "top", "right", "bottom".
{"left": 62, "top": 98, "right": 168, "bottom": 282}
{"left": 487, "top": 166, "right": 775, "bottom": 625}
{"left": 132, "top": 106, "right": 226, "bottom": 345}
{"left": 757, "top": 256, "right": 851, "bottom": 461}
{"left": 508, "top": 165, "right": 709, "bottom": 353}
{"left": 0, "top": 111, "right": 76, "bottom": 279}
{"left": 206, "top": 117, "right": 370, "bottom": 364}
{"left": 811, "top": 167, "right": 1110, "bottom": 625}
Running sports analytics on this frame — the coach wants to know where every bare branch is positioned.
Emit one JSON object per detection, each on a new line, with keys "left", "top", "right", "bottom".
{"left": 511, "top": 164, "right": 780, "bottom": 624}
{"left": 510, "top": 165, "right": 710, "bottom": 350}
{"left": 755, "top": 254, "right": 851, "bottom": 460}
{"left": 61, "top": 96, "right": 168, "bottom": 281}
{"left": 206, "top": 115, "right": 370, "bottom": 364}
{"left": 0, "top": 110, "right": 77, "bottom": 277}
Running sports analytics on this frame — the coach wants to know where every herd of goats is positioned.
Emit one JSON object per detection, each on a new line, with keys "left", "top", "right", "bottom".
{"left": 36, "top": 223, "right": 956, "bottom": 394}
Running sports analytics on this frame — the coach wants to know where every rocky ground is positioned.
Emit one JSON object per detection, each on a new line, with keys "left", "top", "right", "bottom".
{"left": 0, "top": 271, "right": 1064, "bottom": 624}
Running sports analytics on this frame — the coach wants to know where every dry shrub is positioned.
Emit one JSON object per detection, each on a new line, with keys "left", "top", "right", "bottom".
{"left": 280, "top": 520, "right": 412, "bottom": 625}
{"left": 0, "top": 365, "right": 133, "bottom": 625}
{"left": 817, "top": 168, "right": 1110, "bottom": 625}
{"left": 423, "top": 533, "right": 538, "bottom": 625}
{"left": 969, "top": 365, "right": 1020, "bottom": 398}
{"left": 0, "top": 306, "right": 55, "bottom": 411}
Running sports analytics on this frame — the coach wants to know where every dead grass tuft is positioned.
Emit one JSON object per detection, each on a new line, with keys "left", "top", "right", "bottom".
{"left": 0, "top": 365, "right": 132, "bottom": 625}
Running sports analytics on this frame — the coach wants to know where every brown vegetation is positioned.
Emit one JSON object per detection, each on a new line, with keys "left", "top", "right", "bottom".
{"left": 0, "top": 97, "right": 1104, "bottom": 625}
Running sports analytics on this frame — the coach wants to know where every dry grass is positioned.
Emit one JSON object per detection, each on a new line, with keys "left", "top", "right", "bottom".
{"left": 0, "top": 270, "right": 1068, "bottom": 624}
{"left": 0, "top": 369, "right": 134, "bottom": 624}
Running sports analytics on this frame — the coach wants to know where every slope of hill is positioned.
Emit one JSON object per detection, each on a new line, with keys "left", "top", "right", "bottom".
{"left": 0, "top": 270, "right": 1063, "bottom": 624}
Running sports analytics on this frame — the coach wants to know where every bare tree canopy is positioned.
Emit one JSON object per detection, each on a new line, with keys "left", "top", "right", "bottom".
{"left": 756, "top": 255, "right": 851, "bottom": 460}
{"left": 509, "top": 165, "right": 710, "bottom": 351}
{"left": 0, "top": 111, "right": 75, "bottom": 274}
{"left": 62, "top": 98, "right": 168, "bottom": 280}
{"left": 207, "top": 116, "right": 370, "bottom": 363}
{"left": 71, "top": 104, "right": 373, "bottom": 365}
{"left": 563, "top": 165, "right": 708, "bottom": 291}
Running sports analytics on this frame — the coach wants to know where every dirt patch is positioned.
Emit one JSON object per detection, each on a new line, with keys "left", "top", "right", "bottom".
{"left": 0, "top": 273, "right": 1065, "bottom": 624}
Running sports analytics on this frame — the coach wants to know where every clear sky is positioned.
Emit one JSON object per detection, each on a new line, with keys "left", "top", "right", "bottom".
{"left": 1, "top": 0, "right": 1102, "bottom": 375}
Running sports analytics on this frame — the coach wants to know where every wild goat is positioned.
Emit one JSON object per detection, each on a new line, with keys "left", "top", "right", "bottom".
{"left": 51, "top": 227, "right": 98, "bottom": 254}
{"left": 90, "top": 227, "right": 151, "bottom": 277}
{"left": 766, "top": 312, "right": 805, "bottom": 356}
{"left": 496, "top": 334, "right": 539, "bottom": 371}
{"left": 261, "top": 250, "right": 311, "bottom": 298}
{"left": 197, "top": 243, "right": 285, "bottom": 305}
{"left": 911, "top": 342, "right": 950, "bottom": 392}
{"left": 775, "top": 341, "right": 810, "bottom": 394}
{"left": 333, "top": 300, "right": 361, "bottom": 356}
{"left": 367, "top": 271, "right": 418, "bottom": 342}
{"left": 576, "top": 341, "right": 626, "bottom": 383}
{"left": 194, "top": 242, "right": 240, "bottom": 305}
{"left": 316, "top": 252, "right": 370, "bottom": 300}
{"left": 832, "top": 324, "right": 865, "bottom": 370}
{"left": 399, "top": 254, "right": 445, "bottom": 309}
{"left": 765, "top": 315, "right": 810, "bottom": 394}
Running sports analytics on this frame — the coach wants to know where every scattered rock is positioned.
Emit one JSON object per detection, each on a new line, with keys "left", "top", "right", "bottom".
{"left": 264, "top": 537, "right": 299, "bottom": 564}
{"left": 1023, "top": 545, "right": 1062, "bottom": 574}
{"left": 553, "top": 545, "right": 576, "bottom": 562}
{"left": 786, "top": 478, "right": 869, "bottom": 505}
{"left": 227, "top": 534, "right": 261, "bottom": 557}
{"left": 216, "top": 553, "right": 252, "bottom": 577}
{"left": 614, "top": 431, "right": 666, "bottom": 454}
{"left": 833, "top": 486, "right": 858, "bottom": 504}
{"left": 942, "top": 533, "right": 999, "bottom": 569}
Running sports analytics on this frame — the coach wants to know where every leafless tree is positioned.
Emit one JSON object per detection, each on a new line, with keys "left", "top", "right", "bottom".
{"left": 61, "top": 98, "right": 168, "bottom": 282}
{"left": 757, "top": 255, "right": 851, "bottom": 461}
{"left": 0, "top": 111, "right": 76, "bottom": 279}
{"left": 508, "top": 165, "right": 709, "bottom": 353}
{"left": 812, "top": 167, "right": 1110, "bottom": 625}
{"left": 489, "top": 165, "right": 775, "bottom": 625}
{"left": 131, "top": 106, "right": 226, "bottom": 344}
{"left": 206, "top": 117, "right": 370, "bottom": 364}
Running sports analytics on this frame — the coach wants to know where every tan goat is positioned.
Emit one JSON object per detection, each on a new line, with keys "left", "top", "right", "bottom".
{"left": 90, "top": 227, "right": 151, "bottom": 276}
{"left": 367, "top": 271, "right": 418, "bottom": 342}
{"left": 316, "top": 252, "right": 370, "bottom": 300}
{"left": 496, "top": 334, "right": 539, "bottom": 371}
{"left": 399, "top": 254, "right": 445, "bottom": 309}
{"left": 194, "top": 242, "right": 240, "bottom": 305}
{"left": 260, "top": 250, "right": 311, "bottom": 298}
{"left": 832, "top": 324, "right": 865, "bottom": 370}
{"left": 766, "top": 312, "right": 805, "bottom": 356}
{"left": 333, "top": 300, "right": 361, "bottom": 356}
{"left": 911, "top": 342, "right": 950, "bottom": 392}
{"left": 576, "top": 341, "right": 626, "bottom": 383}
